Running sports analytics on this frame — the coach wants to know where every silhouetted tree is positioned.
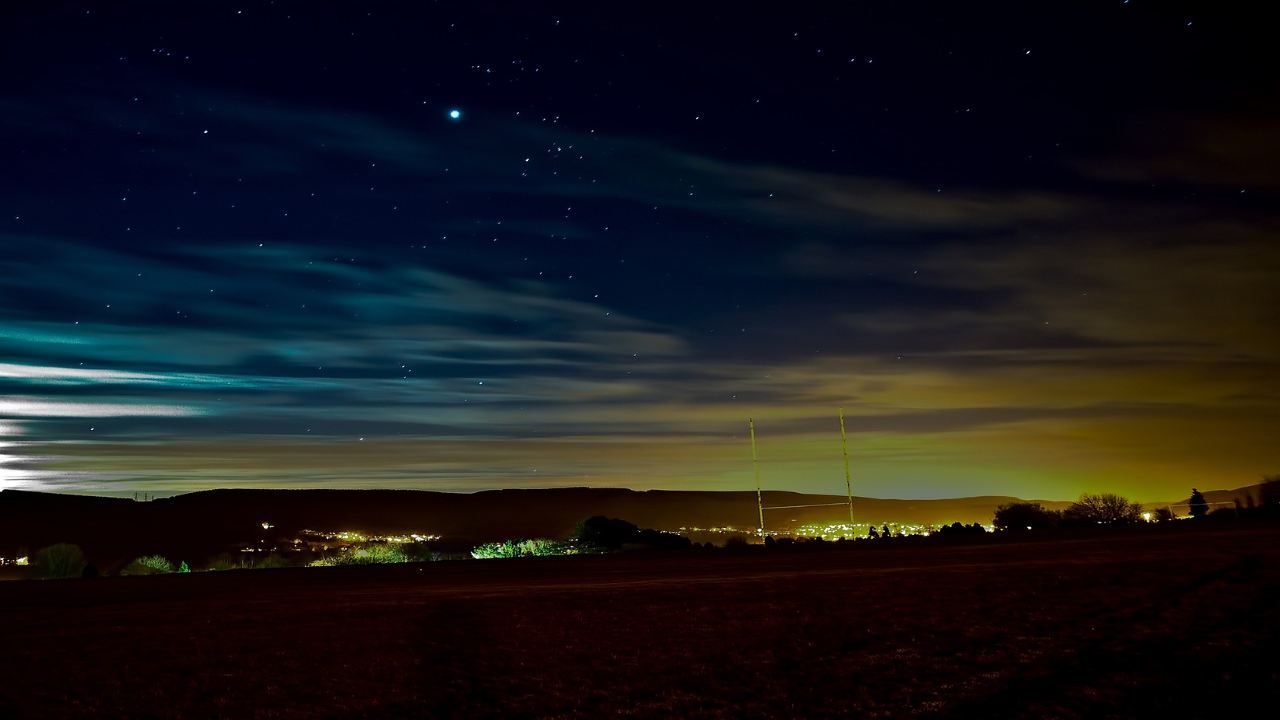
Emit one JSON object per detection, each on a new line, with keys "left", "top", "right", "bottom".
{"left": 1153, "top": 507, "right": 1175, "bottom": 523}
{"left": 1188, "top": 488, "right": 1209, "bottom": 519}
{"left": 401, "top": 541, "right": 434, "bottom": 562}
{"left": 938, "top": 522, "right": 987, "bottom": 538}
{"left": 993, "top": 503, "right": 1061, "bottom": 531}
{"left": 1065, "top": 493, "right": 1143, "bottom": 525}
{"left": 575, "top": 516, "right": 640, "bottom": 549}
{"left": 1259, "top": 476, "right": 1280, "bottom": 509}
{"left": 32, "top": 543, "right": 86, "bottom": 580}
{"left": 867, "top": 527, "right": 879, "bottom": 539}
{"left": 574, "top": 516, "right": 690, "bottom": 551}
{"left": 636, "top": 528, "right": 692, "bottom": 549}
{"left": 120, "top": 555, "right": 175, "bottom": 576}
{"left": 881, "top": 524, "right": 891, "bottom": 538}
{"left": 206, "top": 553, "right": 244, "bottom": 571}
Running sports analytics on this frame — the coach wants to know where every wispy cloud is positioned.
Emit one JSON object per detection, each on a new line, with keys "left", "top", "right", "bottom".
{"left": 2, "top": 91, "right": 1278, "bottom": 499}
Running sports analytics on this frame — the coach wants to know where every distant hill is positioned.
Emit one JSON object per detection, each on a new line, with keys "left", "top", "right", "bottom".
{"left": 1162, "top": 481, "right": 1280, "bottom": 512}
{"left": 1, "top": 486, "right": 1078, "bottom": 566}
{"left": 12, "top": 484, "right": 1273, "bottom": 566}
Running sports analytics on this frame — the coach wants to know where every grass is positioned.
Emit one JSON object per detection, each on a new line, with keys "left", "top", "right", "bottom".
{"left": 1, "top": 523, "right": 1277, "bottom": 718}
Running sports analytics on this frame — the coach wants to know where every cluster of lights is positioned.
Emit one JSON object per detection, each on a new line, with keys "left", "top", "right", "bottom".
{"left": 785, "top": 521, "right": 993, "bottom": 540}
{"left": 678, "top": 522, "right": 998, "bottom": 540}
{"left": 677, "top": 526, "right": 752, "bottom": 534}
{"left": 298, "top": 529, "right": 440, "bottom": 544}
{"left": 0, "top": 555, "right": 30, "bottom": 566}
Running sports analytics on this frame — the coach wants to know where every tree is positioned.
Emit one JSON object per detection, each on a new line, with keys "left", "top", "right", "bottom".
{"left": 993, "top": 503, "right": 1061, "bottom": 531}
{"left": 571, "top": 516, "right": 689, "bottom": 551}
{"left": 309, "top": 545, "right": 409, "bottom": 566}
{"left": 938, "top": 522, "right": 987, "bottom": 537}
{"left": 121, "top": 555, "right": 175, "bottom": 575}
{"left": 32, "top": 543, "right": 86, "bottom": 579}
{"left": 1153, "top": 507, "right": 1175, "bottom": 523}
{"left": 1259, "top": 476, "right": 1280, "bottom": 508}
{"left": 469, "top": 538, "right": 585, "bottom": 560}
{"left": 574, "top": 516, "right": 640, "bottom": 549}
{"left": 1065, "top": 493, "right": 1143, "bottom": 525}
{"left": 1188, "top": 488, "right": 1209, "bottom": 519}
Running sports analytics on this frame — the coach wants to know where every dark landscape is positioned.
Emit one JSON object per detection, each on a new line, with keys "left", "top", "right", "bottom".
{"left": 0, "top": 484, "right": 1271, "bottom": 574}
{"left": 4, "top": 1, "right": 1279, "bottom": 717}
{"left": 3, "top": 522, "right": 1278, "bottom": 719}
{"left": 1, "top": 486, "right": 1075, "bottom": 569}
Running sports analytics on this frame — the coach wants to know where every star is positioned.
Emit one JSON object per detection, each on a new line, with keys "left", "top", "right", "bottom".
{"left": 448, "top": 108, "right": 462, "bottom": 120}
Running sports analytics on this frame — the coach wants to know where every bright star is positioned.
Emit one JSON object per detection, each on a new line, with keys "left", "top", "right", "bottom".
{"left": 448, "top": 108, "right": 462, "bottom": 120}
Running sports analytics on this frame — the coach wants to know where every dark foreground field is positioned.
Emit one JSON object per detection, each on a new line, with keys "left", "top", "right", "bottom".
{"left": 3, "top": 525, "right": 1278, "bottom": 719}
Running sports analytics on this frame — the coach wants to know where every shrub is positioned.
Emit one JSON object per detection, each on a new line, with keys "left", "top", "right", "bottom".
{"left": 310, "top": 544, "right": 410, "bottom": 567}
{"left": 205, "top": 553, "right": 245, "bottom": 571}
{"left": 252, "top": 553, "right": 294, "bottom": 569}
{"left": 470, "top": 538, "right": 585, "bottom": 559}
{"left": 32, "top": 543, "right": 86, "bottom": 579}
{"left": 400, "top": 541, "right": 433, "bottom": 562}
{"left": 120, "top": 555, "right": 175, "bottom": 576}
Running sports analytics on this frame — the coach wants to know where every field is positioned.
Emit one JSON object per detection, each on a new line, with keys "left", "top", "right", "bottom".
{"left": 2, "top": 524, "right": 1278, "bottom": 719}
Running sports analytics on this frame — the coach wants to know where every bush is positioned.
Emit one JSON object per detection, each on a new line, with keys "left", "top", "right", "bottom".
{"left": 205, "top": 553, "right": 245, "bottom": 571}
{"left": 32, "top": 543, "right": 86, "bottom": 579}
{"left": 401, "top": 541, "right": 433, "bottom": 562}
{"left": 471, "top": 538, "right": 586, "bottom": 559}
{"left": 120, "top": 555, "right": 175, "bottom": 576}
{"left": 251, "top": 553, "right": 294, "bottom": 569}
{"left": 310, "top": 544, "right": 410, "bottom": 567}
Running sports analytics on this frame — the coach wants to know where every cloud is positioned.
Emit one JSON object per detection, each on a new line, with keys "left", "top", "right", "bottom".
{"left": 0, "top": 398, "right": 204, "bottom": 418}
{"left": 3, "top": 91, "right": 1278, "bottom": 499}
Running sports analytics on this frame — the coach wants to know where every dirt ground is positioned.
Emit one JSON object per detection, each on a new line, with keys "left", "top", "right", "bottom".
{"left": 2, "top": 524, "right": 1277, "bottom": 719}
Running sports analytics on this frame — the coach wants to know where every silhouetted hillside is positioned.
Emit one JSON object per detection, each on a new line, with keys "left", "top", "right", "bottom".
{"left": 1, "top": 486, "right": 1076, "bottom": 566}
{"left": 1163, "top": 481, "right": 1280, "bottom": 512}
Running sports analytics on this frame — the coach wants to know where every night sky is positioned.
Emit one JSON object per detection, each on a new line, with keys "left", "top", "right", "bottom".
{"left": 2, "top": 1, "right": 1277, "bottom": 500}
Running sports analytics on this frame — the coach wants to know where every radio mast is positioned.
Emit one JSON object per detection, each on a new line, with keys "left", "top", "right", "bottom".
{"left": 839, "top": 408, "right": 854, "bottom": 525}
{"left": 749, "top": 417, "right": 764, "bottom": 536}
